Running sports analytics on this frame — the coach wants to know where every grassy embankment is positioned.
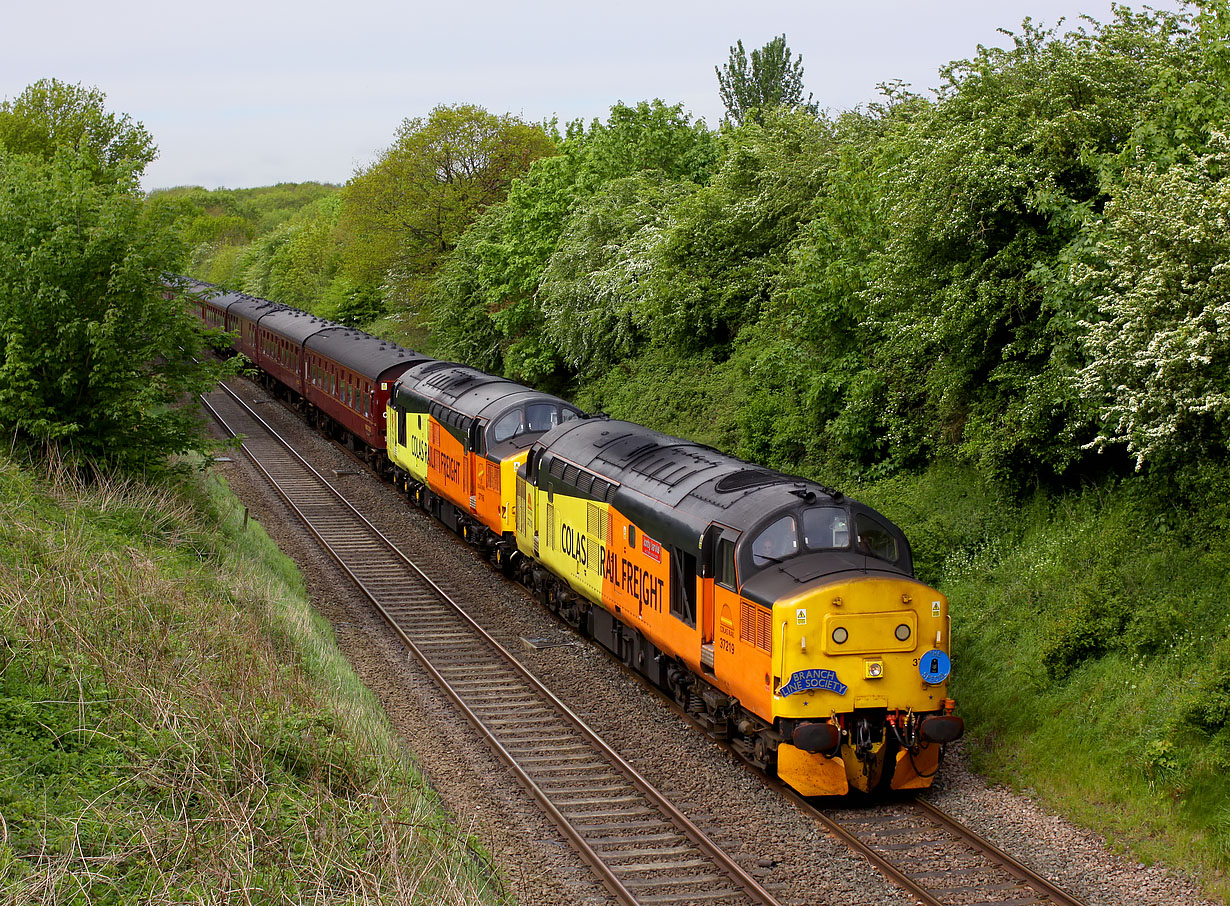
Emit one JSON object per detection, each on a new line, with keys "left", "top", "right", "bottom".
{"left": 0, "top": 452, "right": 508, "bottom": 905}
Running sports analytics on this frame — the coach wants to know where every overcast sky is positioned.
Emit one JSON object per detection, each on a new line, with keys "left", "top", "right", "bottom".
{"left": 4, "top": 0, "right": 1184, "bottom": 191}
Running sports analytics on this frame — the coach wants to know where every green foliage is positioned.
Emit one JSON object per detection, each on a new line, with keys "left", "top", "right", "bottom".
{"left": 576, "top": 99, "right": 719, "bottom": 187}
{"left": 429, "top": 100, "right": 718, "bottom": 383}
{"left": 235, "top": 195, "right": 345, "bottom": 311}
{"left": 911, "top": 459, "right": 1230, "bottom": 887}
{"left": 540, "top": 173, "right": 693, "bottom": 374}
{"left": 716, "top": 34, "right": 818, "bottom": 125}
{"left": 863, "top": 12, "right": 1189, "bottom": 481}
{"left": 0, "top": 79, "right": 155, "bottom": 181}
{"left": 155, "top": 182, "right": 340, "bottom": 299}
{"left": 339, "top": 103, "right": 555, "bottom": 312}
{"left": 1075, "top": 137, "right": 1230, "bottom": 469}
{"left": 0, "top": 81, "right": 228, "bottom": 473}
{"left": 640, "top": 109, "right": 835, "bottom": 353}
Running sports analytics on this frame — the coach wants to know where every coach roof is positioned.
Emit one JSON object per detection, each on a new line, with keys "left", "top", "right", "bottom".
{"left": 258, "top": 306, "right": 336, "bottom": 345}
{"left": 306, "top": 328, "right": 426, "bottom": 380}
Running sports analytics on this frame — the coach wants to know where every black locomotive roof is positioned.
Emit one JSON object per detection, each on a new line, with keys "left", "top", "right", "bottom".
{"left": 257, "top": 307, "right": 337, "bottom": 345}
{"left": 394, "top": 363, "right": 579, "bottom": 422}
{"left": 534, "top": 418, "right": 910, "bottom": 587}
{"left": 305, "top": 328, "right": 426, "bottom": 380}
{"left": 539, "top": 418, "right": 833, "bottom": 520}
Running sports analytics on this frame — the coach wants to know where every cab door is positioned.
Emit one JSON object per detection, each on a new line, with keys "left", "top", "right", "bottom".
{"left": 702, "top": 524, "right": 742, "bottom": 675}
{"left": 467, "top": 420, "right": 483, "bottom": 513}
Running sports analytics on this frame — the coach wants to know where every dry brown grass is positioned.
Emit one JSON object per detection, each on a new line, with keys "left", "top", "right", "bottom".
{"left": 0, "top": 452, "right": 507, "bottom": 905}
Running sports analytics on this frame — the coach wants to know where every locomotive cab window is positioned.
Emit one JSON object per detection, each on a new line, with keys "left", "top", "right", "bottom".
{"left": 856, "top": 514, "right": 903, "bottom": 565}
{"left": 751, "top": 515, "right": 798, "bottom": 566}
{"left": 491, "top": 408, "right": 524, "bottom": 444}
{"left": 526, "top": 403, "right": 560, "bottom": 433}
{"left": 803, "top": 506, "right": 851, "bottom": 551}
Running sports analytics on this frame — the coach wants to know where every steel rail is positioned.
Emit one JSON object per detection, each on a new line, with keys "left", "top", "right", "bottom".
{"left": 911, "top": 799, "right": 1088, "bottom": 906}
{"left": 627, "top": 671, "right": 1087, "bottom": 906}
{"left": 202, "top": 381, "right": 781, "bottom": 906}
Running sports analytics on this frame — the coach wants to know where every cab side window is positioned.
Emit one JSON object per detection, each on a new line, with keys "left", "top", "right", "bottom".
{"left": 751, "top": 515, "right": 798, "bottom": 566}
{"left": 716, "top": 539, "right": 737, "bottom": 590}
{"left": 491, "top": 408, "right": 523, "bottom": 444}
{"left": 856, "top": 514, "right": 900, "bottom": 564}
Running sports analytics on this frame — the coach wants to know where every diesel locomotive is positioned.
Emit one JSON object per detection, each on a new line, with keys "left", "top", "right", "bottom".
{"left": 182, "top": 277, "right": 963, "bottom": 796}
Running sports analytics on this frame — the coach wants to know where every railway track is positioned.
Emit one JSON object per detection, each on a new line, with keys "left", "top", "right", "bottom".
{"left": 202, "top": 381, "right": 781, "bottom": 906}
{"left": 650, "top": 677, "right": 1090, "bottom": 906}
{"left": 813, "top": 798, "right": 1088, "bottom": 906}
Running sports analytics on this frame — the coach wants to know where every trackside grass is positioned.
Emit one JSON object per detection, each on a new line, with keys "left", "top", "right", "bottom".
{"left": 0, "top": 452, "right": 510, "bottom": 905}
{"left": 861, "top": 462, "right": 1230, "bottom": 902}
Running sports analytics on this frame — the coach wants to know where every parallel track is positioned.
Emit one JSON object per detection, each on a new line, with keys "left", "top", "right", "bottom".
{"left": 203, "top": 381, "right": 781, "bottom": 906}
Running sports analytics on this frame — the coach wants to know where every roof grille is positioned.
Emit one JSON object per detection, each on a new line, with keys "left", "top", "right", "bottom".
{"left": 714, "top": 469, "right": 778, "bottom": 494}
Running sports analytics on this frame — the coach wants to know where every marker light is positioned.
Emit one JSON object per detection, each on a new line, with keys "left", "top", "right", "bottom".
{"left": 832, "top": 627, "right": 848, "bottom": 644}
{"left": 895, "top": 623, "right": 911, "bottom": 641}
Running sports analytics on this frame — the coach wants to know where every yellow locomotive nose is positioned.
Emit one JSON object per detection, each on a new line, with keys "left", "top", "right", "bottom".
{"left": 768, "top": 576, "right": 956, "bottom": 795}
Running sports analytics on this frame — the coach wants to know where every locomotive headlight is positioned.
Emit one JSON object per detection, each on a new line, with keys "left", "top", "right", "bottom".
{"left": 832, "top": 627, "right": 848, "bottom": 644}
{"left": 865, "top": 658, "right": 884, "bottom": 679}
{"left": 895, "top": 623, "right": 911, "bottom": 642}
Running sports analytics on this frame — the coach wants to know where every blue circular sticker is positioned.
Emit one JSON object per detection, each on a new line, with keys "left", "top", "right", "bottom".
{"left": 919, "top": 649, "right": 951, "bottom": 685}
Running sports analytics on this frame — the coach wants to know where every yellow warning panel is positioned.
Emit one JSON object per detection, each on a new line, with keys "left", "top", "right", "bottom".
{"left": 776, "top": 744, "right": 849, "bottom": 797}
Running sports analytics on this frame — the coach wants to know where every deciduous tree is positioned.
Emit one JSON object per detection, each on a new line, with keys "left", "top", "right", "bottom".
{"left": 1075, "top": 138, "right": 1230, "bottom": 469}
{"left": 338, "top": 104, "right": 555, "bottom": 310}
{"left": 0, "top": 80, "right": 226, "bottom": 473}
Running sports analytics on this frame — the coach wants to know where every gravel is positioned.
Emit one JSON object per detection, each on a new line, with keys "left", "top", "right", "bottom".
{"left": 207, "top": 379, "right": 1219, "bottom": 906}
{"left": 927, "top": 744, "right": 1218, "bottom": 906}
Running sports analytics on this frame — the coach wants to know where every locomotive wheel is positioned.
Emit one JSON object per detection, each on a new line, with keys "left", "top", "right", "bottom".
{"left": 494, "top": 545, "right": 516, "bottom": 576}
{"left": 754, "top": 735, "right": 778, "bottom": 775}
